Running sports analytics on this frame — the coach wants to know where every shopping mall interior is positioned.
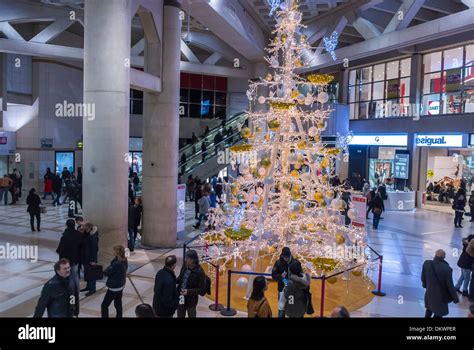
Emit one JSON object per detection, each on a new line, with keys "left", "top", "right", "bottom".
{"left": 1, "top": 0, "right": 474, "bottom": 326}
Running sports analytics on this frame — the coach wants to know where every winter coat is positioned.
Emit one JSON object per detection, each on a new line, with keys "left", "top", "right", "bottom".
{"left": 33, "top": 274, "right": 75, "bottom": 318}
{"left": 457, "top": 235, "right": 474, "bottom": 270}
{"left": 26, "top": 193, "right": 42, "bottom": 215}
{"left": 247, "top": 297, "right": 272, "bottom": 318}
{"left": 153, "top": 267, "right": 178, "bottom": 317}
{"left": 271, "top": 256, "right": 301, "bottom": 292}
{"left": 44, "top": 178, "right": 53, "bottom": 193}
{"left": 134, "top": 205, "right": 142, "bottom": 228}
{"left": 104, "top": 258, "right": 128, "bottom": 289}
{"left": 81, "top": 227, "right": 99, "bottom": 264}
{"left": 198, "top": 196, "right": 211, "bottom": 214}
{"left": 421, "top": 256, "right": 459, "bottom": 316}
{"left": 372, "top": 197, "right": 384, "bottom": 213}
{"left": 56, "top": 228, "right": 83, "bottom": 265}
{"left": 176, "top": 265, "right": 205, "bottom": 308}
{"left": 52, "top": 175, "right": 62, "bottom": 192}
{"left": 284, "top": 273, "right": 311, "bottom": 318}
{"left": 128, "top": 203, "right": 136, "bottom": 229}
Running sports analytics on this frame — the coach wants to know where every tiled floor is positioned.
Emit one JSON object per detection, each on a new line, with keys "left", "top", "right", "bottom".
{"left": 0, "top": 196, "right": 472, "bottom": 317}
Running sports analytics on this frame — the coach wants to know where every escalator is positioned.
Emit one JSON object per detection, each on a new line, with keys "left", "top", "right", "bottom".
{"left": 178, "top": 111, "right": 248, "bottom": 181}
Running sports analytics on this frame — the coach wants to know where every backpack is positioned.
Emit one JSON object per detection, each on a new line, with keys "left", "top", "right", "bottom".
{"left": 199, "top": 270, "right": 212, "bottom": 296}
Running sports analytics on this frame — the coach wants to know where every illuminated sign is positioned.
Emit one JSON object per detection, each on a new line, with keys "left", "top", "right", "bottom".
{"left": 428, "top": 101, "right": 440, "bottom": 115}
{"left": 416, "top": 134, "right": 464, "bottom": 147}
{"left": 350, "top": 134, "right": 408, "bottom": 146}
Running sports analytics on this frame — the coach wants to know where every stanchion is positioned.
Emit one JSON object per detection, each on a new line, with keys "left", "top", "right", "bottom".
{"left": 220, "top": 269, "right": 236, "bottom": 316}
{"left": 372, "top": 255, "right": 386, "bottom": 296}
{"left": 320, "top": 275, "right": 326, "bottom": 318}
{"left": 209, "top": 264, "right": 224, "bottom": 311}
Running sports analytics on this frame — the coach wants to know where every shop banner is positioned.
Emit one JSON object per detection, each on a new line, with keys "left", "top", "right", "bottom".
{"left": 177, "top": 184, "right": 186, "bottom": 233}
{"left": 351, "top": 195, "right": 367, "bottom": 227}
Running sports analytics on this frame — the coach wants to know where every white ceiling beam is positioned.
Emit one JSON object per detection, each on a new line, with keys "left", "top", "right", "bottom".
{"left": 461, "top": 0, "right": 474, "bottom": 8}
{"left": 131, "top": 38, "right": 145, "bottom": 56}
{"left": 383, "top": 0, "right": 426, "bottom": 34}
{"left": 130, "top": 68, "right": 161, "bottom": 93}
{"left": 0, "top": 1, "right": 83, "bottom": 25}
{"left": 180, "top": 61, "right": 249, "bottom": 78}
{"left": 301, "top": 7, "right": 474, "bottom": 72}
{"left": 0, "top": 22, "right": 25, "bottom": 41}
{"left": 351, "top": 17, "right": 381, "bottom": 39}
{"left": 203, "top": 52, "right": 223, "bottom": 65}
{"left": 423, "top": 0, "right": 467, "bottom": 14}
{"left": 180, "top": 39, "right": 200, "bottom": 63}
{"left": 30, "top": 18, "right": 75, "bottom": 43}
{"left": 0, "top": 37, "right": 82, "bottom": 60}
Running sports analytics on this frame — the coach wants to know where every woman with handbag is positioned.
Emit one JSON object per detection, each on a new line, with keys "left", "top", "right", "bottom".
{"left": 26, "top": 188, "right": 42, "bottom": 232}
{"left": 371, "top": 193, "right": 384, "bottom": 230}
{"left": 80, "top": 222, "right": 100, "bottom": 297}
{"left": 247, "top": 276, "right": 272, "bottom": 318}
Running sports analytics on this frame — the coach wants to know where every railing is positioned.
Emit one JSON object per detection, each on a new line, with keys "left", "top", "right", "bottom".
{"left": 179, "top": 111, "right": 248, "bottom": 158}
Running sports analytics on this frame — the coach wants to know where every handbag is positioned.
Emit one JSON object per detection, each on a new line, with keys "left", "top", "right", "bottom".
{"left": 40, "top": 205, "right": 47, "bottom": 214}
{"left": 373, "top": 207, "right": 382, "bottom": 215}
{"left": 84, "top": 264, "right": 103, "bottom": 282}
{"left": 306, "top": 289, "right": 315, "bottom": 315}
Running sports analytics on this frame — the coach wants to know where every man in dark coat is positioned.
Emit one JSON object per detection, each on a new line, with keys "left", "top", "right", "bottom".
{"left": 272, "top": 247, "right": 300, "bottom": 318}
{"left": 153, "top": 255, "right": 179, "bottom": 317}
{"left": 421, "top": 250, "right": 459, "bottom": 317}
{"left": 80, "top": 223, "right": 99, "bottom": 296}
{"left": 176, "top": 250, "right": 205, "bottom": 318}
{"left": 34, "top": 258, "right": 79, "bottom": 318}
{"left": 56, "top": 219, "right": 83, "bottom": 308}
{"left": 52, "top": 173, "right": 63, "bottom": 206}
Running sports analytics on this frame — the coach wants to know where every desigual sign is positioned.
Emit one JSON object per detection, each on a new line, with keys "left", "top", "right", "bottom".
{"left": 415, "top": 134, "right": 464, "bottom": 147}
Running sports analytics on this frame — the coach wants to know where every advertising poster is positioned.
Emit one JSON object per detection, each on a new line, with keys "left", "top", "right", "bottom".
{"left": 351, "top": 195, "right": 367, "bottom": 227}
{"left": 177, "top": 184, "right": 186, "bottom": 234}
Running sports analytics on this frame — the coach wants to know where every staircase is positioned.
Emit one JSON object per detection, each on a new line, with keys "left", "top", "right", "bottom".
{"left": 178, "top": 111, "right": 248, "bottom": 181}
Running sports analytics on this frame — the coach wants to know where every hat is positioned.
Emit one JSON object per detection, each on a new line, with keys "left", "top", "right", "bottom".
{"left": 281, "top": 247, "right": 291, "bottom": 257}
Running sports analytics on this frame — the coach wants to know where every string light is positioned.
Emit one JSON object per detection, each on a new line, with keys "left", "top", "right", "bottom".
{"left": 323, "top": 31, "right": 339, "bottom": 61}
{"left": 198, "top": 0, "right": 374, "bottom": 279}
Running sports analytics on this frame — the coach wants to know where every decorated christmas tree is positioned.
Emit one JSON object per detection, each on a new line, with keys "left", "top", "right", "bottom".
{"left": 199, "top": 0, "right": 370, "bottom": 279}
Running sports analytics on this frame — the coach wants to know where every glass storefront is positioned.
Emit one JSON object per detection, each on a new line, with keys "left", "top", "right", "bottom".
{"left": 368, "top": 147, "right": 407, "bottom": 188}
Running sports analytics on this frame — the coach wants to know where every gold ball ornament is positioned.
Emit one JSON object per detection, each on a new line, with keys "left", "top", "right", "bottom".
{"left": 320, "top": 157, "right": 330, "bottom": 168}
{"left": 260, "top": 157, "right": 272, "bottom": 169}
{"left": 267, "top": 119, "right": 281, "bottom": 131}
{"left": 313, "top": 192, "right": 324, "bottom": 202}
{"left": 241, "top": 127, "right": 252, "bottom": 138}
{"left": 351, "top": 269, "right": 362, "bottom": 277}
{"left": 290, "top": 170, "right": 299, "bottom": 177}
{"left": 327, "top": 277, "right": 338, "bottom": 284}
{"left": 335, "top": 234, "right": 345, "bottom": 245}
{"left": 326, "top": 190, "right": 334, "bottom": 198}
{"left": 296, "top": 140, "right": 307, "bottom": 150}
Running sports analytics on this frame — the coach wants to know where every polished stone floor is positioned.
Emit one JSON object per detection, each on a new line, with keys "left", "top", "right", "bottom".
{"left": 0, "top": 195, "right": 472, "bottom": 318}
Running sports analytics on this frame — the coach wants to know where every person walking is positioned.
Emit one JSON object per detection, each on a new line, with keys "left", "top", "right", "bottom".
{"left": 453, "top": 188, "right": 467, "bottom": 228}
{"left": 186, "top": 175, "right": 194, "bottom": 202}
{"left": 127, "top": 199, "right": 136, "bottom": 252}
{"left": 129, "top": 197, "right": 142, "bottom": 252}
{"left": 132, "top": 173, "right": 140, "bottom": 195}
{"left": 8, "top": 171, "right": 18, "bottom": 204}
{"left": 366, "top": 189, "right": 375, "bottom": 219}
{"left": 194, "top": 180, "right": 202, "bottom": 220}
{"left": 421, "top": 249, "right": 459, "bottom": 318}
{"left": 56, "top": 219, "right": 83, "bottom": 299}
{"left": 153, "top": 255, "right": 179, "bottom": 318}
{"left": 247, "top": 276, "right": 272, "bottom": 318}
{"left": 13, "top": 169, "right": 22, "bottom": 199}
{"left": 371, "top": 192, "right": 384, "bottom": 229}
{"left": 284, "top": 262, "right": 311, "bottom": 318}
{"left": 101, "top": 245, "right": 128, "bottom": 318}
{"left": 193, "top": 191, "right": 210, "bottom": 229}
{"left": 215, "top": 177, "right": 223, "bottom": 202}
{"left": 272, "top": 247, "right": 300, "bottom": 318}
{"left": 33, "top": 258, "right": 79, "bottom": 318}
{"left": 0, "top": 174, "right": 13, "bottom": 205}
{"left": 52, "top": 173, "right": 63, "bottom": 206}
{"left": 43, "top": 168, "right": 54, "bottom": 200}
{"left": 455, "top": 234, "right": 474, "bottom": 297}
{"left": 80, "top": 222, "right": 99, "bottom": 297}
{"left": 176, "top": 250, "right": 205, "bottom": 318}
{"left": 469, "top": 190, "right": 474, "bottom": 222}
{"left": 26, "top": 188, "right": 42, "bottom": 232}
{"left": 201, "top": 139, "right": 207, "bottom": 163}
{"left": 180, "top": 152, "right": 187, "bottom": 176}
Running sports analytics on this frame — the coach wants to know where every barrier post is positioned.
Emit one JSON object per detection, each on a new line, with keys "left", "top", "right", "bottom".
{"left": 209, "top": 264, "right": 224, "bottom": 311}
{"left": 220, "top": 269, "right": 237, "bottom": 316}
{"left": 372, "top": 255, "right": 386, "bottom": 296}
{"left": 320, "top": 275, "right": 326, "bottom": 317}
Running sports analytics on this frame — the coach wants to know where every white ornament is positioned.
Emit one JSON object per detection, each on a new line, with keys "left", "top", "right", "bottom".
{"left": 331, "top": 198, "right": 342, "bottom": 210}
{"left": 304, "top": 96, "right": 313, "bottom": 106}
{"left": 308, "top": 126, "right": 318, "bottom": 137}
{"left": 236, "top": 277, "right": 248, "bottom": 287}
{"left": 242, "top": 264, "right": 252, "bottom": 272}
{"left": 348, "top": 208, "right": 358, "bottom": 220}
{"left": 239, "top": 164, "right": 249, "bottom": 175}
{"left": 317, "top": 92, "right": 329, "bottom": 104}
{"left": 258, "top": 96, "right": 266, "bottom": 104}
{"left": 258, "top": 167, "right": 266, "bottom": 176}
{"left": 256, "top": 187, "right": 263, "bottom": 195}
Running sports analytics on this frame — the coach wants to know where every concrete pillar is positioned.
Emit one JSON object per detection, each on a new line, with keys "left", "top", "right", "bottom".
{"left": 409, "top": 54, "right": 422, "bottom": 107}
{"left": 141, "top": 0, "right": 181, "bottom": 248}
{"left": 83, "top": 0, "right": 130, "bottom": 263}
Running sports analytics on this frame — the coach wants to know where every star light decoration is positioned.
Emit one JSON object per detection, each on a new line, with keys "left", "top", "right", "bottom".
{"left": 323, "top": 31, "right": 339, "bottom": 61}
{"left": 198, "top": 0, "right": 374, "bottom": 278}
{"left": 267, "top": 0, "right": 281, "bottom": 16}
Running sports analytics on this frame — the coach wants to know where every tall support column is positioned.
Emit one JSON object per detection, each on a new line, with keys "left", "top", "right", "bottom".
{"left": 141, "top": 0, "right": 181, "bottom": 248}
{"left": 83, "top": 0, "right": 130, "bottom": 263}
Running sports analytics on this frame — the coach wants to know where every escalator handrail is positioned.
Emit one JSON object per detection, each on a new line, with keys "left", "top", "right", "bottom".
{"left": 179, "top": 111, "right": 247, "bottom": 155}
